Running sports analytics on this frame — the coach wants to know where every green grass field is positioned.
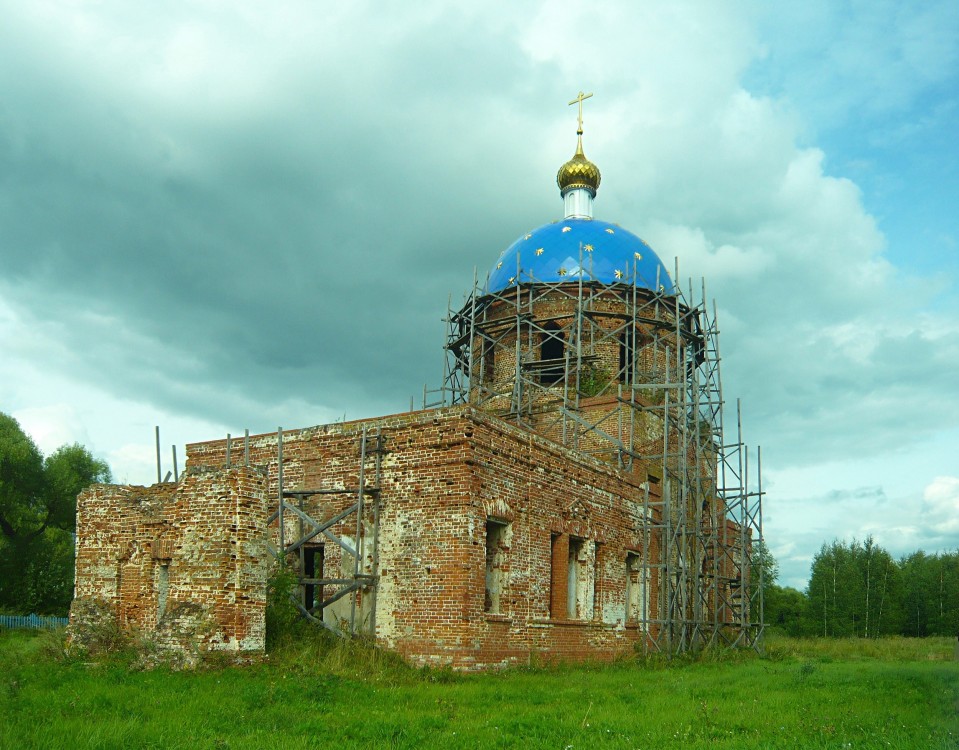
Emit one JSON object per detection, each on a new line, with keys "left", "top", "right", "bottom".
{"left": 1, "top": 628, "right": 956, "bottom": 749}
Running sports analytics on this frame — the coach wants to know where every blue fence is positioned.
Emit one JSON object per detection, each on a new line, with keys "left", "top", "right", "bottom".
{"left": 0, "top": 614, "right": 68, "bottom": 630}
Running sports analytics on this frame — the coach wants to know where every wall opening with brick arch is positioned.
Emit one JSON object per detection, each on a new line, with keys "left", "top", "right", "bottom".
{"left": 626, "top": 551, "right": 648, "bottom": 625}
{"left": 484, "top": 519, "right": 509, "bottom": 615}
{"left": 567, "top": 537, "right": 588, "bottom": 619}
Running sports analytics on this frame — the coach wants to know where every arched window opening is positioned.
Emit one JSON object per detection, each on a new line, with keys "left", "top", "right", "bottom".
{"left": 540, "top": 321, "right": 565, "bottom": 385}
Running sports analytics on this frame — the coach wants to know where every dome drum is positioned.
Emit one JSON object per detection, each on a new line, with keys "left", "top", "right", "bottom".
{"left": 463, "top": 284, "right": 697, "bottom": 422}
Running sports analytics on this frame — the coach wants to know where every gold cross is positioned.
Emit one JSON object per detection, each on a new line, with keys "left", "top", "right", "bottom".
{"left": 568, "top": 91, "right": 593, "bottom": 133}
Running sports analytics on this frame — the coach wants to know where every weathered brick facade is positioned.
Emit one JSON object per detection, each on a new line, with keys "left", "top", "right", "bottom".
{"left": 69, "top": 281, "right": 753, "bottom": 668}
{"left": 70, "top": 161, "right": 759, "bottom": 667}
{"left": 69, "top": 467, "right": 267, "bottom": 664}
{"left": 184, "top": 407, "right": 666, "bottom": 668}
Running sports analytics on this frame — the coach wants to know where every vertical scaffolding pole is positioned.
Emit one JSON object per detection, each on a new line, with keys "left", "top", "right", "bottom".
{"left": 349, "top": 426, "right": 368, "bottom": 634}
{"left": 277, "top": 427, "right": 284, "bottom": 560}
{"left": 369, "top": 427, "right": 383, "bottom": 637}
{"left": 155, "top": 426, "right": 162, "bottom": 484}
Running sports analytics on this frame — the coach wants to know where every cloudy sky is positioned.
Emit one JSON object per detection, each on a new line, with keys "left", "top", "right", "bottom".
{"left": 2, "top": 0, "right": 957, "bottom": 589}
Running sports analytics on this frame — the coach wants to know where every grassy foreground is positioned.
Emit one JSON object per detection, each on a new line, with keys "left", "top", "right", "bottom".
{"left": 0, "top": 628, "right": 956, "bottom": 749}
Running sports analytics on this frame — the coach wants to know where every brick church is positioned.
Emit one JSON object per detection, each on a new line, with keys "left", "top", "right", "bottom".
{"left": 70, "top": 95, "right": 764, "bottom": 669}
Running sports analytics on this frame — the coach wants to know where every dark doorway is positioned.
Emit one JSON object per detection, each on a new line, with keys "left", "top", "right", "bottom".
{"left": 303, "top": 544, "right": 324, "bottom": 613}
{"left": 540, "top": 321, "right": 565, "bottom": 385}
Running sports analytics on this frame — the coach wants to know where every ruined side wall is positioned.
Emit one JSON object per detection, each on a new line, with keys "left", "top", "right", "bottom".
{"left": 186, "top": 409, "right": 477, "bottom": 657}
{"left": 72, "top": 482, "right": 177, "bottom": 630}
{"left": 70, "top": 467, "right": 267, "bottom": 662}
{"left": 459, "top": 411, "right": 661, "bottom": 668}
{"left": 186, "top": 408, "right": 661, "bottom": 670}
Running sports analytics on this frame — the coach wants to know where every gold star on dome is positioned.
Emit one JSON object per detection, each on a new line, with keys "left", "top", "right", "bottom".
{"left": 634, "top": 252, "right": 642, "bottom": 260}
{"left": 524, "top": 233, "right": 532, "bottom": 240}
{"left": 558, "top": 267, "right": 567, "bottom": 276}
{"left": 614, "top": 269, "right": 623, "bottom": 280}
{"left": 605, "top": 228, "right": 615, "bottom": 234}
{"left": 659, "top": 284, "right": 665, "bottom": 292}
{"left": 535, "top": 248, "right": 544, "bottom": 256}
{"left": 496, "top": 262, "right": 503, "bottom": 269}
{"left": 583, "top": 244, "right": 593, "bottom": 252}
{"left": 562, "top": 226, "right": 571, "bottom": 233}
{"left": 508, "top": 276, "right": 515, "bottom": 285}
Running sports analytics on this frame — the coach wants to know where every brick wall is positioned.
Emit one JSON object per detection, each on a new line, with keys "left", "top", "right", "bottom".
{"left": 185, "top": 406, "right": 664, "bottom": 669}
{"left": 71, "top": 406, "right": 732, "bottom": 670}
{"left": 69, "top": 466, "right": 267, "bottom": 664}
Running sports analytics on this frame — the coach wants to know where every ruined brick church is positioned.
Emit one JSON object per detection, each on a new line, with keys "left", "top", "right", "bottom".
{"left": 70, "top": 95, "right": 764, "bottom": 669}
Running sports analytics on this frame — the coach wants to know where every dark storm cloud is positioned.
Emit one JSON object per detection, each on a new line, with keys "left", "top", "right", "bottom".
{"left": 0, "top": 3, "right": 564, "bottom": 429}
{"left": 1, "top": 0, "right": 958, "bottom": 494}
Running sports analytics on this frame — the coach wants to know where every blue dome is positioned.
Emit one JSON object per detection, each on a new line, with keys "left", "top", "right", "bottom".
{"left": 485, "top": 218, "right": 674, "bottom": 294}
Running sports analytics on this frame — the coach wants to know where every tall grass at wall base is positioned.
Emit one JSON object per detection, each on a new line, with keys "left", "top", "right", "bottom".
{"left": 2, "top": 627, "right": 957, "bottom": 749}
{"left": 264, "top": 566, "right": 414, "bottom": 682}
{"left": 763, "top": 630, "right": 956, "bottom": 662}
{"left": 266, "top": 623, "right": 414, "bottom": 682}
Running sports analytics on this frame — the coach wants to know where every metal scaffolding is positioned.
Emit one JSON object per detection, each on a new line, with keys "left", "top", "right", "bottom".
{"left": 268, "top": 426, "right": 385, "bottom": 637}
{"left": 441, "top": 252, "right": 764, "bottom": 653}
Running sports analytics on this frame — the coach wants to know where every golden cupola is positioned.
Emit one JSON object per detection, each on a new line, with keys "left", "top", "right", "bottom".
{"left": 557, "top": 92, "right": 600, "bottom": 219}
{"left": 556, "top": 133, "right": 601, "bottom": 197}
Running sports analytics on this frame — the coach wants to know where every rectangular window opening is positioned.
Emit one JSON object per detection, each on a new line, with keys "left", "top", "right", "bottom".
{"left": 485, "top": 520, "right": 508, "bottom": 614}
{"left": 593, "top": 542, "right": 603, "bottom": 621}
{"left": 303, "top": 543, "right": 325, "bottom": 613}
{"left": 620, "top": 327, "right": 635, "bottom": 385}
{"left": 626, "top": 552, "right": 648, "bottom": 626}
{"left": 156, "top": 563, "right": 169, "bottom": 623}
{"left": 567, "top": 537, "right": 587, "bottom": 619}
{"left": 549, "top": 533, "right": 561, "bottom": 619}
{"left": 482, "top": 338, "right": 496, "bottom": 383}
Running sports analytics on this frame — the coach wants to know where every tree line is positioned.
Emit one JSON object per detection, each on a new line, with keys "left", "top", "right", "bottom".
{"left": 764, "top": 537, "right": 959, "bottom": 638}
{"left": 0, "top": 412, "right": 110, "bottom": 615}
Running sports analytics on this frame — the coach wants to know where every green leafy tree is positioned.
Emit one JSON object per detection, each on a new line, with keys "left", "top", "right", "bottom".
{"left": 803, "top": 537, "right": 904, "bottom": 638}
{"left": 747, "top": 540, "right": 812, "bottom": 636}
{"left": 924, "top": 551, "right": 959, "bottom": 637}
{"left": 751, "top": 539, "right": 779, "bottom": 623}
{"left": 863, "top": 541, "right": 904, "bottom": 638}
{"left": 0, "top": 412, "right": 111, "bottom": 614}
{"left": 899, "top": 550, "right": 959, "bottom": 637}
{"left": 900, "top": 551, "right": 933, "bottom": 636}
{"left": 804, "top": 539, "right": 861, "bottom": 636}
{"left": 765, "top": 585, "right": 807, "bottom": 636}
{"left": 0, "top": 413, "right": 45, "bottom": 542}
{"left": 804, "top": 541, "right": 838, "bottom": 636}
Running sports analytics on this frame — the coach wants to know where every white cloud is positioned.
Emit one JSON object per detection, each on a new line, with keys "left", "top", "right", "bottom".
{"left": 921, "top": 476, "right": 959, "bottom": 537}
{"left": 0, "top": 0, "right": 956, "bottom": 592}
{"left": 11, "top": 404, "right": 91, "bottom": 456}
